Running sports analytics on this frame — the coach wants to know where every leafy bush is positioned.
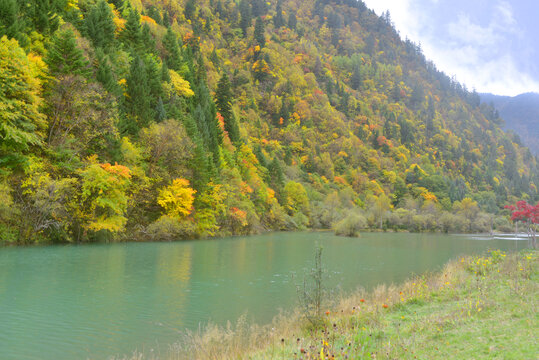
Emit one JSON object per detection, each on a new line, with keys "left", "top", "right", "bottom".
{"left": 334, "top": 212, "right": 367, "bottom": 237}
{"left": 146, "top": 216, "right": 197, "bottom": 241}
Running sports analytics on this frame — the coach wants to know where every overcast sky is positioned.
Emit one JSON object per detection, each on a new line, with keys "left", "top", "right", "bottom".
{"left": 362, "top": 0, "right": 539, "bottom": 96}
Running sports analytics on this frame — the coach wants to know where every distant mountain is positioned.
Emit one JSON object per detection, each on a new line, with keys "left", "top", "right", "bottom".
{"left": 481, "top": 92, "right": 539, "bottom": 155}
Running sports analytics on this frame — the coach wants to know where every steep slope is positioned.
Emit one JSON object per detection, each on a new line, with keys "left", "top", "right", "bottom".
{"left": 0, "top": 0, "right": 537, "bottom": 243}
{"left": 481, "top": 92, "right": 539, "bottom": 155}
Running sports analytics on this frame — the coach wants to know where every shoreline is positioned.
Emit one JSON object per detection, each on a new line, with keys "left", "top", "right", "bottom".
{"left": 116, "top": 249, "right": 538, "bottom": 360}
{"left": 0, "top": 228, "right": 531, "bottom": 248}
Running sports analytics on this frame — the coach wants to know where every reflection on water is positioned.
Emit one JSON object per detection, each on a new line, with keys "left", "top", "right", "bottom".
{"left": 0, "top": 232, "right": 528, "bottom": 359}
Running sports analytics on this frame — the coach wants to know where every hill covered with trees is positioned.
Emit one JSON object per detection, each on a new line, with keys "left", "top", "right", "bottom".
{"left": 1, "top": 0, "right": 537, "bottom": 243}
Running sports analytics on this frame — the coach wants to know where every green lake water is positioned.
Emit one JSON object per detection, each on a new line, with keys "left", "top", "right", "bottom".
{"left": 0, "top": 231, "right": 528, "bottom": 359}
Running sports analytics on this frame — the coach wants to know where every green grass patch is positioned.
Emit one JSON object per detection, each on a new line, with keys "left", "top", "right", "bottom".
{"left": 249, "top": 250, "right": 538, "bottom": 360}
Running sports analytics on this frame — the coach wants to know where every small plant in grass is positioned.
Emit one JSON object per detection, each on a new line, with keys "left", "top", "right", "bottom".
{"left": 296, "top": 245, "right": 330, "bottom": 329}
{"left": 466, "top": 254, "right": 495, "bottom": 276}
{"left": 488, "top": 249, "right": 506, "bottom": 264}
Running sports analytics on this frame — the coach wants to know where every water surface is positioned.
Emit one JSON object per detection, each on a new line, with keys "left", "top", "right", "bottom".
{"left": 0, "top": 231, "right": 527, "bottom": 359}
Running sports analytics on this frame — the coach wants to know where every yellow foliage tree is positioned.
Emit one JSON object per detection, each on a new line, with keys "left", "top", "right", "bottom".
{"left": 79, "top": 157, "right": 132, "bottom": 234}
{"left": 284, "top": 181, "right": 310, "bottom": 216}
{"left": 167, "top": 69, "right": 195, "bottom": 97}
{"left": 157, "top": 179, "right": 196, "bottom": 219}
{"left": 0, "top": 36, "right": 46, "bottom": 168}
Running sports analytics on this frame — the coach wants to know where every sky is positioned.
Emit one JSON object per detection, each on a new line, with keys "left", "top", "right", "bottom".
{"left": 361, "top": 0, "right": 539, "bottom": 96}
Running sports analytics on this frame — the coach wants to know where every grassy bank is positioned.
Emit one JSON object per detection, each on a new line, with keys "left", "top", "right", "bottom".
{"left": 120, "top": 250, "right": 537, "bottom": 360}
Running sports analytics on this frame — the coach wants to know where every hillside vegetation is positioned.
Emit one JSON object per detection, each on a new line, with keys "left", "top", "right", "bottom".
{"left": 1, "top": 0, "right": 538, "bottom": 243}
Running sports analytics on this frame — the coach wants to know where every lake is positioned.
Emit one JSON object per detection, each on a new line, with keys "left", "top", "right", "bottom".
{"left": 0, "top": 231, "right": 528, "bottom": 359}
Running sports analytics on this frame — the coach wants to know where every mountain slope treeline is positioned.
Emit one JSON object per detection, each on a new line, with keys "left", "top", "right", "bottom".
{"left": 0, "top": 0, "right": 537, "bottom": 243}
{"left": 481, "top": 92, "right": 539, "bottom": 156}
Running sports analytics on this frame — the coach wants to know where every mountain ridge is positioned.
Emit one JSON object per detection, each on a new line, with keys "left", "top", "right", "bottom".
{"left": 481, "top": 92, "right": 539, "bottom": 155}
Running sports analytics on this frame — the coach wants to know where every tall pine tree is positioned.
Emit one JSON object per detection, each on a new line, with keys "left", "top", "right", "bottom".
{"left": 162, "top": 27, "right": 182, "bottom": 71}
{"left": 254, "top": 16, "right": 265, "bottom": 48}
{"left": 288, "top": 10, "right": 297, "bottom": 30}
{"left": 215, "top": 72, "right": 240, "bottom": 143}
{"left": 46, "top": 28, "right": 90, "bottom": 77}
{"left": 239, "top": 0, "right": 251, "bottom": 37}
{"left": 0, "top": 0, "right": 25, "bottom": 43}
{"left": 274, "top": 0, "right": 284, "bottom": 28}
{"left": 95, "top": 48, "right": 117, "bottom": 93}
{"left": 84, "top": 0, "right": 115, "bottom": 50}
{"left": 121, "top": 9, "right": 142, "bottom": 50}
{"left": 125, "top": 56, "right": 152, "bottom": 131}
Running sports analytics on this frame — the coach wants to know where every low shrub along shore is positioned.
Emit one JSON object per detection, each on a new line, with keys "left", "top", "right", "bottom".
{"left": 119, "top": 250, "right": 537, "bottom": 359}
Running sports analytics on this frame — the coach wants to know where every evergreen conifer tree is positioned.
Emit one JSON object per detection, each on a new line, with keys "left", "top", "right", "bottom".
{"left": 268, "top": 157, "right": 285, "bottom": 199}
{"left": 288, "top": 10, "right": 297, "bottom": 30}
{"left": 144, "top": 55, "right": 162, "bottom": 106}
{"left": 140, "top": 23, "right": 156, "bottom": 53}
{"left": 84, "top": 0, "right": 115, "bottom": 49}
{"left": 161, "top": 62, "right": 171, "bottom": 83}
{"left": 194, "top": 82, "right": 222, "bottom": 166}
{"left": 163, "top": 27, "right": 182, "bottom": 71}
{"left": 125, "top": 56, "right": 152, "bottom": 131}
{"left": 162, "top": 10, "right": 170, "bottom": 26}
{"left": 95, "top": 49, "right": 117, "bottom": 93}
{"left": 184, "top": 0, "right": 196, "bottom": 20}
{"left": 121, "top": 9, "right": 142, "bottom": 50}
{"left": 254, "top": 16, "right": 265, "bottom": 47}
{"left": 351, "top": 65, "right": 361, "bottom": 90}
{"left": 210, "top": 48, "right": 220, "bottom": 70}
{"left": 251, "top": 0, "right": 267, "bottom": 17}
{"left": 239, "top": 0, "right": 251, "bottom": 37}
{"left": 254, "top": 145, "right": 267, "bottom": 168}
{"left": 0, "top": 0, "right": 24, "bottom": 42}
{"left": 147, "top": 6, "right": 162, "bottom": 25}
{"left": 215, "top": 72, "right": 240, "bottom": 143}
{"left": 155, "top": 97, "right": 167, "bottom": 122}
{"left": 274, "top": 0, "right": 284, "bottom": 28}
{"left": 46, "top": 28, "right": 90, "bottom": 77}
{"left": 215, "top": 0, "right": 224, "bottom": 18}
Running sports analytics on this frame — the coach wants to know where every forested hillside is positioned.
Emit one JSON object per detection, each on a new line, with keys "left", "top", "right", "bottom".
{"left": 1, "top": 0, "right": 537, "bottom": 243}
{"left": 481, "top": 92, "right": 539, "bottom": 156}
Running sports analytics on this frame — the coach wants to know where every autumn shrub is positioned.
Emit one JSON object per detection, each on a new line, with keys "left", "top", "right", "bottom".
{"left": 310, "top": 201, "right": 342, "bottom": 229}
{"left": 386, "top": 208, "right": 413, "bottom": 230}
{"left": 146, "top": 216, "right": 197, "bottom": 241}
{"left": 436, "top": 212, "right": 455, "bottom": 233}
{"left": 334, "top": 212, "right": 367, "bottom": 237}
{"left": 0, "top": 224, "right": 18, "bottom": 244}
{"left": 493, "top": 215, "right": 514, "bottom": 232}
{"left": 470, "top": 213, "right": 492, "bottom": 233}
{"left": 0, "top": 182, "right": 17, "bottom": 226}
{"left": 287, "top": 211, "right": 309, "bottom": 230}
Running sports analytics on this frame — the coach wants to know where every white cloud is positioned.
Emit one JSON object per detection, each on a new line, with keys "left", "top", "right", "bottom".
{"left": 362, "top": 0, "right": 539, "bottom": 96}
{"left": 447, "top": 14, "right": 500, "bottom": 46}
{"left": 495, "top": 1, "right": 517, "bottom": 28}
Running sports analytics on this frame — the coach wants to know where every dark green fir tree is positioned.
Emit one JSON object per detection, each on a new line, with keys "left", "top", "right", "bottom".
{"left": 254, "top": 16, "right": 265, "bottom": 47}
{"left": 215, "top": 72, "right": 240, "bottom": 143}
{"left": 84, "top": 0, "right": 115, "bottom": 49}
{"left": 45, "top": 28, "right": 90, "bottom": 77}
